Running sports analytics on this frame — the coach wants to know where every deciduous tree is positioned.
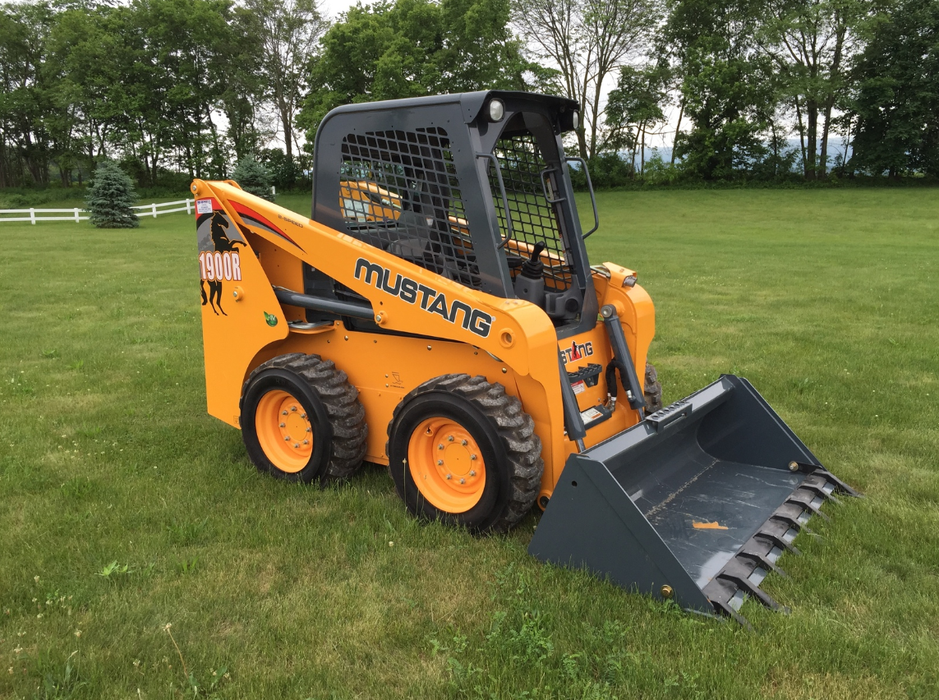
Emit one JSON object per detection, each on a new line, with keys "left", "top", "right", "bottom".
{"left": 244, "top": 0, "right": 327, "bottom": 161}
{"left": 512, "top": 0, "right": 661, "bottom": 159}
{"left": 851, "top": 0, "right": 939, "bottom": 176}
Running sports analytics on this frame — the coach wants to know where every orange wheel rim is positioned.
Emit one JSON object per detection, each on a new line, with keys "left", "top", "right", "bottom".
{"left": 407, "top": 417, "right": 486, "bottom": 513}
{"left": 255, "top": 390, "right": 313, "bottom": 473}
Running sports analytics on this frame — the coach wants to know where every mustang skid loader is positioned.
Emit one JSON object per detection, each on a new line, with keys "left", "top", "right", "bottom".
{"left": 192, "top": 91, "right": 855, "bottom": 622}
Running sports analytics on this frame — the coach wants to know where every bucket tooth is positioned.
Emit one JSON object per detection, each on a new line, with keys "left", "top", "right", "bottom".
{"left": 785, "top": 490, "right": 831, "bottom": 521}
{"left": 737, "top": 545, "right": 789, "bottom": 579}
{"left": 529, "top": 374, "right": 859, "bottom": 626}
{"left": 758, "top": 517, "right": 803, "bottom": 553}
{"left": 715, "top": 559, "right": 789, "bottom": 613}
{"left": 806, "top": 466, "right": 861, "bottom": 499}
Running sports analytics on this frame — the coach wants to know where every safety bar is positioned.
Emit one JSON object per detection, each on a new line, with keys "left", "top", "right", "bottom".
{"left": 476, "top": 152, "right": 515, "bottom": 249}
{"left": 566, "top": 157, "right": 599, "bottom": 238}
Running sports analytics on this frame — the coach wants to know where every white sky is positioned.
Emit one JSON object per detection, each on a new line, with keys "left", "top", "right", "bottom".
{"left": 319, "top": 0, "right": 358, "bottom": 20}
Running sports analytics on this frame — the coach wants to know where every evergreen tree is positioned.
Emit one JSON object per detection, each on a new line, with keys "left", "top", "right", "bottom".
{"left": 231, "top": 156, "right": 275, "bottom": 201}
{"left": 85, "top": 160, "right": 139, "bottom": 228}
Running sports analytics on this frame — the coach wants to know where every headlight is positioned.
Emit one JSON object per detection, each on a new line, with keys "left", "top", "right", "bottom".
{"left": 572, "top": 111, "right": 580, "bottom": 130}
{"left": 488, "top": 99, "right": 505, "bottom": 122}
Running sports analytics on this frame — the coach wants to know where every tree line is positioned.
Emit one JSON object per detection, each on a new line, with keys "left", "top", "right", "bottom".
{"left": 1, "top": 0, "right": 936, "bottom": 190}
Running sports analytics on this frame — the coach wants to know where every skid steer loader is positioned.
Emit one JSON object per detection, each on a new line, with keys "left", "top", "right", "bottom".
{"left": 191, "top": 91, "right": 856, "bottom": 622}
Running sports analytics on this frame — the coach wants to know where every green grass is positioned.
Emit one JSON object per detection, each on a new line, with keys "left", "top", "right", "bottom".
{"left": 1, "top": 189, "right": 938, "bottom": 699}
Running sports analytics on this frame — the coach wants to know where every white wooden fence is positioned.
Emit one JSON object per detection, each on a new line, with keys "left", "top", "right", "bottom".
{"left": 0, "top": 198, "right": 193, "bottom": 224}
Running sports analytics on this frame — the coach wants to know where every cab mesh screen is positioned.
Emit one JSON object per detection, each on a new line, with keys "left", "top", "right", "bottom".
{"left": 489, "top": 134, "right": 573, "bottom": 291}
{"left": 340, "top": 127, "right": 480, "bottom": 289}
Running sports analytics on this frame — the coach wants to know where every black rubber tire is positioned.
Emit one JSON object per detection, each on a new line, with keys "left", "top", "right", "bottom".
{"left": 240, "top": 353, "right": 367, "bottom": 484}
{"left": 386, "top": 374, "right": 543, "bottom": 535}
{"left": 644, "top": 362, "right": 664, "bottom": 414}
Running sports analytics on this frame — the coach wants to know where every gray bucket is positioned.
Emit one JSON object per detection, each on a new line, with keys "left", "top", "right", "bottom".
{"left": 529, "top": 375, "right": 857, "bottom": 622}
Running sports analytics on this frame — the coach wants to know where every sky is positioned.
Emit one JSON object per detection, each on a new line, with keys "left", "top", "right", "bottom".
{"left": 319, "top": 0, "right": 357, "bottom": 20}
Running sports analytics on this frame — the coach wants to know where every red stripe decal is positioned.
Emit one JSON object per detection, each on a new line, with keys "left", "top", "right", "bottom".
{"left": 229, "top": 201, "right": 300, "bottom": 247}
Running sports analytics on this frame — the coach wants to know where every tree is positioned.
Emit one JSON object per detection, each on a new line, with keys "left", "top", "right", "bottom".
{"left": 605, "top": 63, "right": 669, "bottom": 176}
{"left": 0, "top": 0, "right": 57, "bottom": 187}
{"left": 659, "top": 0, "right": 780, "bottom": 180}
{"left": 217, "top": 6, "right": 271, "bottom": 163}
{"left": 231, "top": 156, "right": 274, "bottom": 201}
{"left": 756, "top": 0, "right": 867, "bottom": 179}
{"left": 851, "top": 0, "right": 939, "bottom": 176}
{"left": 86, "top": 160, "right": 139, "bottom": 228}
{"left": 511, "top": 0, "right": 661, "bottom": 160}
{"left": 300, "top": 0, "right": 530, "bottom": 143}
{"left": 244, "top": 0, "right": 327, "bottom": 162}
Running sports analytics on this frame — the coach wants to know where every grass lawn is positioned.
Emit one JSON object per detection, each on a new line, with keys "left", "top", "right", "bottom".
{"left": 1, "top": 188, "right": 938, "bottom": 699}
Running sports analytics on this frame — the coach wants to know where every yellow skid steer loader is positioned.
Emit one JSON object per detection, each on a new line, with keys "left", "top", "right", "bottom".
{"left": 191, "top": 91, "right": 856, "bottom": 622}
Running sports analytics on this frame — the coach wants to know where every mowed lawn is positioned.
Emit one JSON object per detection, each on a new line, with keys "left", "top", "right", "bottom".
{"left": 1, "top": 188, "right": 937, "bottom": 699}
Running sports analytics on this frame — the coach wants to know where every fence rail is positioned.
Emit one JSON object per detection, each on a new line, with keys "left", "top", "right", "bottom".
{"left": 0, "top": 199, "right": 193, "bottom": 224}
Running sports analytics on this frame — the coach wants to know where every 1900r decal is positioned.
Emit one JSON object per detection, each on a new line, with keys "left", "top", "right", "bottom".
{"left": 354, "top": 257, "right": 493, "bottom": 338}
{"left": 196, "top": 209, "right": 245, "bottom": 316}
{"left": 199, "top": 250, "right": 242, "bottom": 282}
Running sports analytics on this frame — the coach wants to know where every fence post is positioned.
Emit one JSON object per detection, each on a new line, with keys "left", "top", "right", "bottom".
{"left": 30, "top": 208, "right": 36, "bottom": 225}
{"left": 152, "top": 203, "right": 158, "bottom": 218}
{"left": 186, "top": 200, "right": 192, "bottom": 215}
{"left": 74, "top": 208, "right": 80, "bottom": 223}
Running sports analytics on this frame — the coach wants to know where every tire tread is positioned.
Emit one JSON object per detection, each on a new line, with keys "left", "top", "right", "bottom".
{"left": 386, "top": 373, "right": 543, "bottom": 534}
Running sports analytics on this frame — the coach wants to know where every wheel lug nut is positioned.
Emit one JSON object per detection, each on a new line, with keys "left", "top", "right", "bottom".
{"left": 291, "top": 406, "right": 297, "bottom": 412}
{"left": 284, "top": 437, "right": 290, "bottom": 442}
{"left": 461, "top": 440, "right": 467, "bottom": 446}
{"left": 459, "top": 478, "right": 465, "bottom": 484}
{"left": 293, "top": 443, "right": 300, "bottom": 448}
{"left": 470, "top": 470, "right": 476, "bottom": 477}
{"left": 438, "top": 444, "right": 444, "bottom": 450}
{"left": 448, "top": 435, "right": 454, "bottom": 442}
{"left": 446, "top": 474, "right": 452, "bottom": 480}
{"left": 279, "top": 423, "right": 286, "bottom": 428}
{"left": 437, "top": 460, "right": 444, "bottom": 466}
{"left": 303, "top": 440, "right": 309, "bottom": 445}
{"left": 470, "top": 454, "right": 477, "bottom": 461}
{"left": 301, "top": 414, "right": 307, "bottom": 419}
{"left": 282, "top": 410, "right": 288, "bottom": 416}
{"left": 306, "top": 427, "right": 311, "bottom": 433}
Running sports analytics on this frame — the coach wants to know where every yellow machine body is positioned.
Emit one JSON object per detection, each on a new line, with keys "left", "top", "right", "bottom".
{"left": 192, "top": 179, "right": 653, "bottom": 504}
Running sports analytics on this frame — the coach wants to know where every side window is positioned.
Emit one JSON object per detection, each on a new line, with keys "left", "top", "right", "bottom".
{"left": 339, "top": 128, "right": 480, "bottom": 289}
{"left": 489, "top": 124, "right": 574, "bottom": 292}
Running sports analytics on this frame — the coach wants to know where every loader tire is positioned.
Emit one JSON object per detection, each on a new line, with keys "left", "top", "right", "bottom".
{"left": 644, "top": 363, "right": 663, "bottom": 414}
{"left": 240, "top": 353, "right": 367, "bottom": 485}
{"left": 386, "top": 374, "right": 543, "bottom": 535}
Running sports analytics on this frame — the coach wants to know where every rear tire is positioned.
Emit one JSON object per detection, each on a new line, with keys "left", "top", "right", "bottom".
{"left": 644, "top": 363, "right": 663, "bottom": 413}
{"left": 240, "top": 353, "right": 367, "bottom": 484}
{"left": 386, "top": 374, "right": 543, "bottom": 534}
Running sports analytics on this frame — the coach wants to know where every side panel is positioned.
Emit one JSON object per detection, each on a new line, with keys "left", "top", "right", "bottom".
{"left": 195, "top": 200, "right": 288, "bottom": 427}
{"left": 263, "top": 330, "right": 547, "bottom": 464}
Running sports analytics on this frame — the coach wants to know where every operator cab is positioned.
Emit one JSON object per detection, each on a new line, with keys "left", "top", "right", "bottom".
{"left": 310, "top": 91, "right": 598, "bottom": 339}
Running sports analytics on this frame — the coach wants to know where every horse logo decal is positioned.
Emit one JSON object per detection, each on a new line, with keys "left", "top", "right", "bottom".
{"left": 196, "top": 208, "right": 246, "bottom": 316}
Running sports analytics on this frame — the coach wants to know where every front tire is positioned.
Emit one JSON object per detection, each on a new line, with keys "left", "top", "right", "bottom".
{"left": 386, "top": 374, "right": 543, "bottom": 534}
{"left": 240, "top": 353, "right": 367, "bottom": 484}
